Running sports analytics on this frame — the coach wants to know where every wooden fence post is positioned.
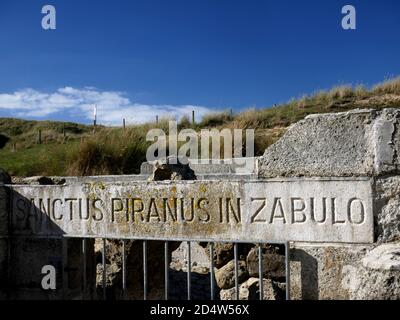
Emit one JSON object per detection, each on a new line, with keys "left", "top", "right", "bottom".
{"left": 63, "top": 123, "right": 66, "bottom": 140}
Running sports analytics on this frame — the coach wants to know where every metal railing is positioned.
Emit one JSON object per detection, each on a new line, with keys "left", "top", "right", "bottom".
{"left": 69, "top": 237, "right": 291, "bottom": 301}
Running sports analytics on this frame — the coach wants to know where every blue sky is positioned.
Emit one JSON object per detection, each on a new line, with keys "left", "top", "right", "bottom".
{"left": 0, "top": 0, "right": 399, "bottom": 124}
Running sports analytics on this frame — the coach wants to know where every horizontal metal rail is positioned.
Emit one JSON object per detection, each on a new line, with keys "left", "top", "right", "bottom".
{"left": 63, "top": 234, "right": 287, "bottom": 245}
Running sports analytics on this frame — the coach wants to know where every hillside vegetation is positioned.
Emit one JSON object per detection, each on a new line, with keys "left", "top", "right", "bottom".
{"left": 1, "top": 77, "right": 400, "bottom": 177}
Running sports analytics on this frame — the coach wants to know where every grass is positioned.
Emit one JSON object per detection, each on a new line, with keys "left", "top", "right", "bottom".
{"left": 0, "top": 142, "right": 80, "bottom": 176}
{"left": 1, "top": 76, "right": 400, "bottom": 177}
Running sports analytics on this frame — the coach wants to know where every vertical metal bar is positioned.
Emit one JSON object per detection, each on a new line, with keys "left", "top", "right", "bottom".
{"left": 187, "top": 241, "right": 191, "bottom": 300}
{"left": 143, "top": 240, "right": 148, "bottom": 300}
{"left": 234, "top": 243, "right": 239, "bottom": 300}
{"left": 102, "top": 238, "right": 106, "bottom": 300}
{"left": 164, "top": 241, "right": 169, "bottom": 300}
{"left": 62, "top": 238, "right": 68, "bottom": 300}
{"left": 210, "top": 243, "right": 215, "bottom": 300}
{"left": 122, "top": 240, "right": 126, "bottom": 299}
{"left": 285, "top": 241, "right": 291, "bottom": 301}
{"left": 258, "top": 244, "right": 263, "bottom": 300}
{"left": 82, "top": 239, "right": 87, "bottom": 300}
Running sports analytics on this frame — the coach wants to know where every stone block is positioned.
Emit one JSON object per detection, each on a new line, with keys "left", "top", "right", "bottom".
{"left": 258, "top": 109, "right": 400, "bottom": 178}
{"left": 215, "top": 260, "right": 249, "bottom": 289}
{"left": 8, "top": 178, "right": 374, "bottom": 243}
{"left": 220, "top": 278, "right": 284, "bottom": 300}
{"left": 246, "top": 246, "right": 286, "bottom": 280}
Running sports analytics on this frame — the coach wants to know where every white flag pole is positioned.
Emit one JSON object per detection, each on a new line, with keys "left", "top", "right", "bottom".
{"left": 93, "top": 104, "right": 97, "bottom": 127}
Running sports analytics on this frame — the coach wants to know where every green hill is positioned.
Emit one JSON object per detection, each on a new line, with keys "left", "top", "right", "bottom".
{"left": 1, "top": 77, "right": 400, "bottom": 177}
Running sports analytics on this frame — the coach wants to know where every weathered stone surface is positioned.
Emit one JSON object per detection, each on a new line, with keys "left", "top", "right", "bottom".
{"left": 9, "top": 178, "right": 374, "bottom": 243}
{"left": 290, "top": 242, "right": 400, "bottom": 300}
{"left": 60, "top": 175, "right": 148, "bottom": 184}
{"left": 171, "top": 242, "right": 210, "bottom": 272}
{"left": 207, "top": 243, "right": 234, "bottom": 268}
{"left": 289, "top": 243, "right": 370, "bottom": 300}
{"left": 259, "top": 109, "right": 400, "bottom": 178}
{"left": 373, "top": 109, "right": 400, "bottom": 175}
{"left": 344, "top": 267, "right": 400, "bottom": 300}
{"left": 203, "top": 242, "right": 253, "bottom": 268}
{"left": 11, "top": 176, "right": 66, "bottom": 185}
{"left": 246, "top": 246, "right": 286, "bottom": 280}
{"left": 215, "top": 260, "right": 249, "bottom": 289}
{"left": 220, "top": 278, "right": 284, "bottom": 300}
{"left": 190, "top": 163, "right": 232, "bottom": 175}
{"left": 362, "top": 243, "right": 400, "bottom": 271}
{"left": 140, "top": 162, "right": 154, "bottom": 175}
{"left": 341, "top": 243, "right": 400, "bottom": 300}
{"left": 141, "top": 158, "right": 257, "bottom": 176}
{"left": 374, "top": 176, "right": 400, "bottom": 243}
{"left": 189, "top": 158, "right": 257, "bottom": 175}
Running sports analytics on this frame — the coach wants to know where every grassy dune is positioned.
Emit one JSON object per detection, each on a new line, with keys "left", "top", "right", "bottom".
{"left": 1, "top": 77, "right": 400, "bottom": 177}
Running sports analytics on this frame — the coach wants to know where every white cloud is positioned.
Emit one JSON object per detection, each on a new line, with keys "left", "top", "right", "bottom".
{"left": 0, "top": 87, "right": 216, "bottom": 125}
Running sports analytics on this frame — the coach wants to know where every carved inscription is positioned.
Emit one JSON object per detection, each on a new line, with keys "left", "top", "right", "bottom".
{"left": 9, "top": 179, "right": 374, "bottom": 243}
{"left": 13, "top": 196, "right": 241, "bottom": 225}
{"left": 250, "top": 197, "right": 365, "bottom": 225}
